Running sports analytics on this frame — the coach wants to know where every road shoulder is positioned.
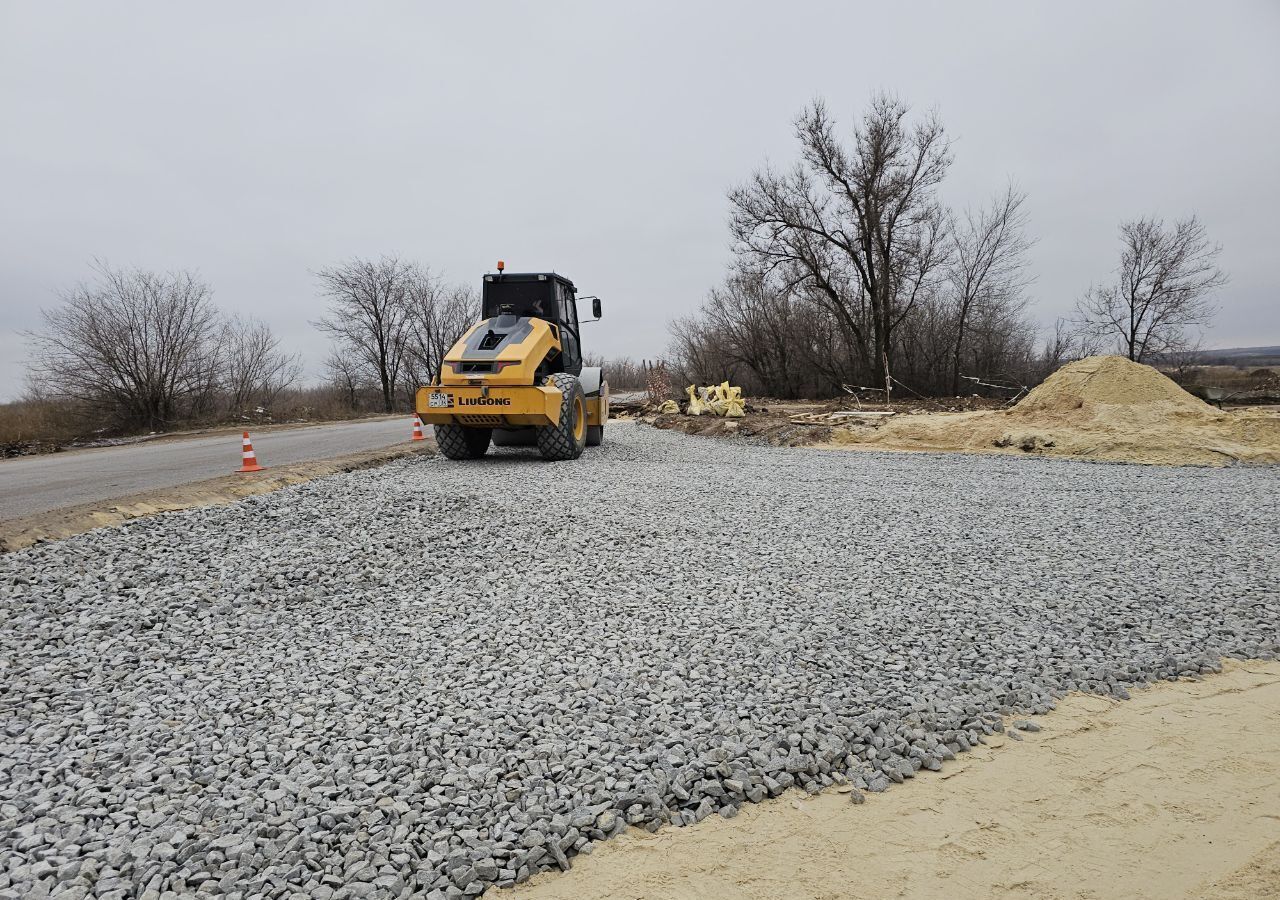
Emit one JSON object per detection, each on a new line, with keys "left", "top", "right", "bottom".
{"left": 0, "top": 443, "right": 433, "bottom": 552}
{"left": 2, "top": 413, "right": 407, "bottom": 461}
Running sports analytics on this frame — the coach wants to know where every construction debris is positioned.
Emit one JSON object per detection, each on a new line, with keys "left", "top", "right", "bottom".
{"left": 684, "top": 382, "right": 746, "bottom": 417}
{"left": 605, "top": 391, "right": 651, "bottom": 418}
{"left": 789, "top": 410, "right": 898, "bottom": 426}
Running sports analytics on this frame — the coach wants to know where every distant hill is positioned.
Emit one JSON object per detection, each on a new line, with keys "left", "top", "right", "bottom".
{"left": 1191, "top": 346, "right": 1280, "bottom": 367}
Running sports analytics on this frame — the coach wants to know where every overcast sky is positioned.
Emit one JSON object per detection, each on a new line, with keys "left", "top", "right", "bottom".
{"left": 2, "top": 1, "right": 1277, "bottom": 400}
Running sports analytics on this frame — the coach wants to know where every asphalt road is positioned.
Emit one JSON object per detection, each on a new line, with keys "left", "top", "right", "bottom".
{"left": 0, "top": 417, "right": 415, "bottom": 521}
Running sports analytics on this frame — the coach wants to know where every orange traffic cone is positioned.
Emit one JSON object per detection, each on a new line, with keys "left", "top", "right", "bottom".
{"left": 237, "top": 431, "right": 265, "bottom": 473}
{"left": 411, "top": 415, "right": 426, "bottom": 442}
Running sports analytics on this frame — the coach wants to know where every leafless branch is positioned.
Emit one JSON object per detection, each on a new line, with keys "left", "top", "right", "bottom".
{"left": 1073, "top": 215, "right": 1226, "bottom": 362}
{"left": 26, "top": 261, "right": 223, "bottom": 429}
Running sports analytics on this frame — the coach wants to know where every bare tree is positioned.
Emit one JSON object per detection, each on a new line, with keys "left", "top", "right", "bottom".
{"left": 1042, "top": 317, "right": 1097, "bottom": 373}
{"left": 314, "top": 257, "right": 415, "bottom": 412}
{"left": 667, "top": 313, "right": 740, "bottom": 388}
{"left": 946, "top": 184, "right": 1034, "bottom": 393}
{"left": 324, "top": 347, "right": 367, "bottom": 412}
{"left": 581, "top": 354, "right": 648, "bottom": 391}
{"left": 400, "top": 272, "right": 478, "bottom": 400}
{"left": 1074, "top": 215, "right": 1226, "bottom": 362}
{"left": 698, "top": 267, "right": 805, "bottom": 397}
{"left": 730, "top": 94, "right": 953, "bottom": 397}
{"left": 27, "top": 261, "right": 222, "bottom": 429}
{"left": 221, "top": 316, "right": 302, "bottom": 414}
{"left": 671, "top": 97, "right": 1045, "bottom": 399}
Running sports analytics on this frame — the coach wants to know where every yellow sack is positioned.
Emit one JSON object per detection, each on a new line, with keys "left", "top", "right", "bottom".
{"left": 684, "top": 382, "right": 745, "bottom": 417}
{"left": 685, "top": 385, "right": 707, "bottom": 416}
{"left": 657, "top": 399, "right": 679, "bottom": 414}
{"left": 720, "top": 382, "right": 745, "bottom": 418}
{"left": 701, "top": 384, "right": 722, "bottom": 416}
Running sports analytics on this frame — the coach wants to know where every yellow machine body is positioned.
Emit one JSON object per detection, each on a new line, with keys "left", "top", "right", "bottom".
{"left": 438, "top": 318, "right": 561, "bottom": 388}
{"left": 415, "top": 383, "right": 564, "bottom": 427}
{"left": 415, "top": 316, "right": 607, "bottom": 428}
{"left": 421, "top": 268, "right": 607, "bottom": 460}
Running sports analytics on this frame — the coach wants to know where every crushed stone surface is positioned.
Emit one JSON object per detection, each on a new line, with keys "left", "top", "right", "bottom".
{"left": 2, "top": 422, "right": 1277, "bottom": 899}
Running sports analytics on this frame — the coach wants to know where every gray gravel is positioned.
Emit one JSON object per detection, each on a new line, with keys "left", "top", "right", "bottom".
{"left": 2, "top": 422, "right": 1277, "bottom": 899}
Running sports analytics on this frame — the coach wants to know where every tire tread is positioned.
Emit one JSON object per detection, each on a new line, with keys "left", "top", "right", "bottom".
{"left": 434, "top": 424, "right": 491, "bottom": 459}
{"left": 537, "top": 373, "right": 586, "bottom": 461}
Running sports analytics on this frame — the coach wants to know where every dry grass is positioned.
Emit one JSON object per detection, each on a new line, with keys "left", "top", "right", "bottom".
{"left": 1172, "top": 365, "right": 1280, "bottom": 404}
{"left": 0, "top": 399, "right": 87, "bottom": 457}
{"left": 0, "top": 386, "right": 400, "bottom": 458}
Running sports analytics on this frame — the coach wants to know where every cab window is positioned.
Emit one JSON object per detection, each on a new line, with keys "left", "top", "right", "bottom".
{"left": 556, "top": 282, "right": 582, "bottom": 372}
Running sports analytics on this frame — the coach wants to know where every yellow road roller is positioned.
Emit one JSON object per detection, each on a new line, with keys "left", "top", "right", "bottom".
{"left": 415, "top": 263, "right": 608, "bottom": 460}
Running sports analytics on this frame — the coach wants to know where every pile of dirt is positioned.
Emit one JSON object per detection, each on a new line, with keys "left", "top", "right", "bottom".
{"left": 824, "top": 356, "right": 1280, "bottom": 465}
{"left": 1013, "top": 355, "right": 1216, "bottom": 420}
{"left": 642, "top": 396, "right": 1010, "bottom": 448}
{"left": 647, "top": 411, "right": 832, "bottom": 447}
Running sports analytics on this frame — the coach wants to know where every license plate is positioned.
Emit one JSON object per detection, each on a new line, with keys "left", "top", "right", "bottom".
{"left": 428, "top": 392, "right": 452, "bottom": 408}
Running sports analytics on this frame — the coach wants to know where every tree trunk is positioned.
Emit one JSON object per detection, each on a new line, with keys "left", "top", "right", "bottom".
{"left": 950, "top": 315, "right": 966, "bottom": 396}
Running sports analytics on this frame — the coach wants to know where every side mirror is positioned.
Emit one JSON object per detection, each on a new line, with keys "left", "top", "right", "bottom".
{"left": 592, "top": 297, "right": 602, "bottom": 320}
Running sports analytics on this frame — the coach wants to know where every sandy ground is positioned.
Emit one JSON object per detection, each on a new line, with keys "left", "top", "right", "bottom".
{"left": 515, "top": 660, "right": 1280, "bottom": 900}
{"left": 823, "top": 405, "right": 1280, "bottom": 466}
{"left": 654, "top": 358, "right": 1280, "bottom": 465}
{"left": 823, "top": 357, "right": 1280, "bottom": 466}
{"left": 0, "top": 443, "right": 432, "bottom": 551}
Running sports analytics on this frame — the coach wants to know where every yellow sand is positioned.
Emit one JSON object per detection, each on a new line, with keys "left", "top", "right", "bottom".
{"left": 514, "top": 660, "right": 1280, "bottom": 900}
{"left": 1016, "top": 353, "right": 1214, "bottom": 413}
{"left": 827, "top": 356, "right": 1280, "bottom": 465}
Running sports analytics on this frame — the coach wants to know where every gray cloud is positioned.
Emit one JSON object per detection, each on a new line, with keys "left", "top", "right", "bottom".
{"left": 3, "top": 1, "right": 1277, "bottom": 399}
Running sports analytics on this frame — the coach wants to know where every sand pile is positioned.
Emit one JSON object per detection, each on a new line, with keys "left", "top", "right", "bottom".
{"left": 829, "top": 355, "right": 1280, "bottom": 466}
{"left": 1011, "top": 355, "right": 1215, "bottom": 422}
